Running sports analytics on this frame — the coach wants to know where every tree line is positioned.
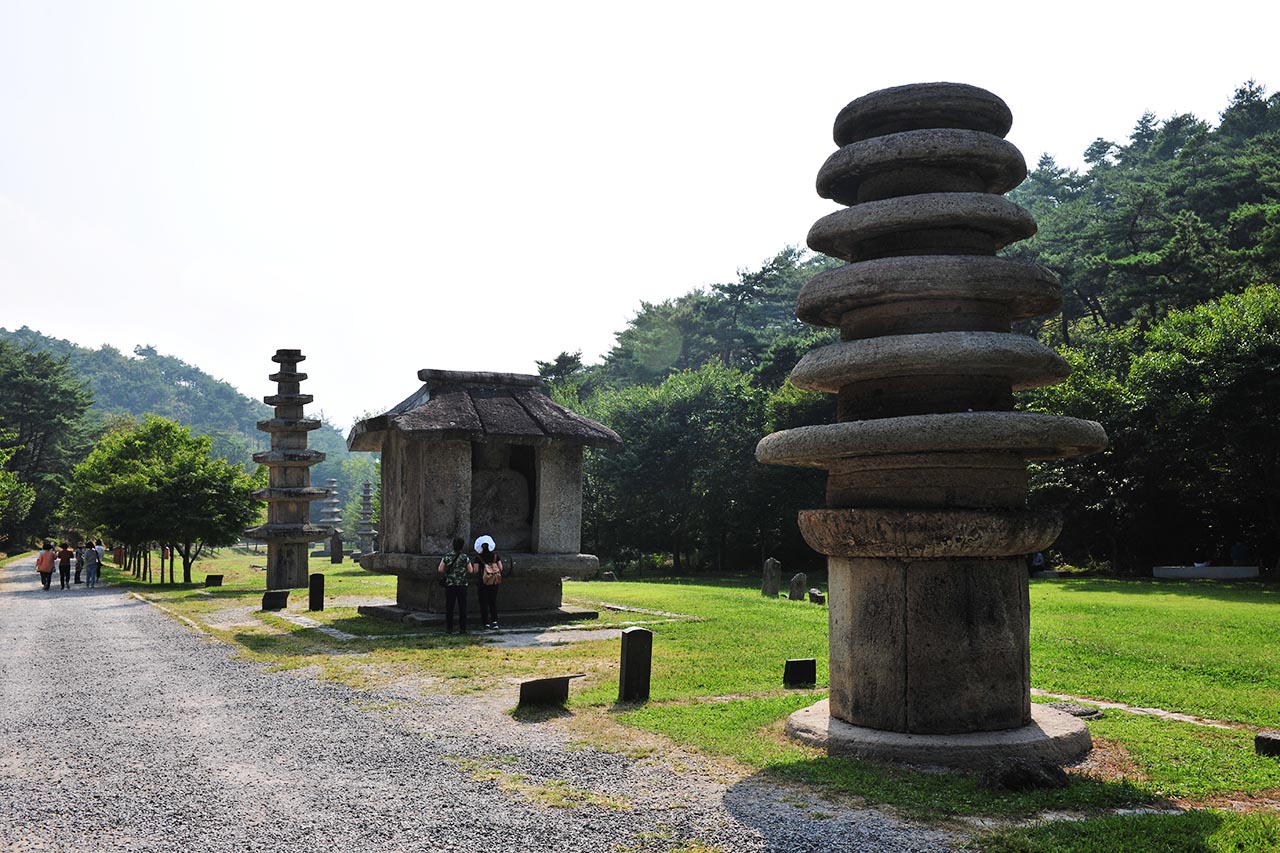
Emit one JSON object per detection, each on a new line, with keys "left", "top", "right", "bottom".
{"left": 552, "top": 82, "right": 1280, "bottom": 575}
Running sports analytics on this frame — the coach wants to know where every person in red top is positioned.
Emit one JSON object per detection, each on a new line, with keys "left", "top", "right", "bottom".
{"left": 55, "top": 542, "right": 74, "bottom": 589}
{"left": 34, "top": 542, "right": 56, "bottom": 590}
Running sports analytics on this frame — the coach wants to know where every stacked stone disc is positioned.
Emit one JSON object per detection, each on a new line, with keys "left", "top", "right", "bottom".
{"left": 246, "top": 349, "right": 333, "bottom": 589}
{"left": 757, "top": 84, "right": 1106, "bottom": 754}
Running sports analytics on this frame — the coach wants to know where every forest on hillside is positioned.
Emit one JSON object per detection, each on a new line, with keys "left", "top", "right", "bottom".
{"left": 0, "top": 327, "right": 374, "bottom": 545}
{"left": 554, "top": 81, "right": 1280, "bottom": 575}
{"left": 3, "top": 82, "right": 1278, "bottom": 574}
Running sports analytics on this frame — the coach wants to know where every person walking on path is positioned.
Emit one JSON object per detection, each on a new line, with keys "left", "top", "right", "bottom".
{"left": 83, "top": 542, "right": 102, "bottom": 589}
{"left": 73, "top": 543, "right": 84, "bottom": 584}
{"left": 436, "top": 536, "right": 475, "bottom": 634}
{"left": 34, "top": 542, "right": 56, "bottom": 590}
{"left": 56, "top": 542, "right": 74, "bottom": 590}
{"left": 472, "top": 534, "right": 504, "bottom": 630}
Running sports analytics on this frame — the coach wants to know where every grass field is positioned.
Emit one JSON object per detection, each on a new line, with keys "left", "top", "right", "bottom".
{"left": 87, "top": 550, "right": 1280, "bottom": 850}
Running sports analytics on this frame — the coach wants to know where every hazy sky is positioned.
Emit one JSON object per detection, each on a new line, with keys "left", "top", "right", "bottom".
{"left": 2, "top": 1, "right": 1274, "bottom": 429}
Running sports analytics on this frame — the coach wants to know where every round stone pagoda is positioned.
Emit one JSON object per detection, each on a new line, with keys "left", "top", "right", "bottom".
{"left": 245, "top": 349, "right": 333, "bottom": 590}
{"left": 757, "top": 83, "right": 1108, "bottom": 768}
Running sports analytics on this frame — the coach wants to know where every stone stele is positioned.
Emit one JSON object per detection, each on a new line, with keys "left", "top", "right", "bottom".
{"left": 756, "top": 83, "right": 1108, "bottom": 769}
{"left": 347, "top": 369, "right": 621, "bottom": 618}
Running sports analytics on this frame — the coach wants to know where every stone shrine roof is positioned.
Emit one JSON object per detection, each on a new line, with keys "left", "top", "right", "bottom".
{"left": 346, "top": 369, "right": 622, "bottom": 452}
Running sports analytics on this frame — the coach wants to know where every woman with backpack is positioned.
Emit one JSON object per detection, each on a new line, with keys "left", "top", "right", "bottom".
{"left": 436, "top": 536, "right": 475, "bottom": 634}
{"left": 472, "top": 534, "right": 504, "bottom": 630}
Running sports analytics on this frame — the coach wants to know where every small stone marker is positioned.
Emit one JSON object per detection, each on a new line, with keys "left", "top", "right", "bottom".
{"left": 808, "top": 588, "right": 825, "bottom": 604}
{"left": 619, "top": 626, "right": 653, "bottom": 703}
{"left": 788, "top": 573, "right": 807, "bottom": 601}
{"left": 1257, "top": 731, "right": 1280, "bottom": 758}
{"left": 762, "top": 557, "right": 782, "bottom": 597}
{"left": 329, "top": 532, "right": 343, "bottom": 565}
{"left": 600, "top": 571, "right": 618, "bottom": 582}
{"left": 517, "top": 674, "right": 585, "bottom": 708}
{"left": 204, "top": 575, "right": 224, "bottom": 587}
{"left": 261, "top": 590, "right": 289, "bottom": 611}
{"left": 309, "top": 573, "right": 325, "bottom": 611}
{"left": 1048, "top": 701, "right": 1103, "bottom": 720}
{"left": 784, "top": 658, "right": 817, "bottom": 688}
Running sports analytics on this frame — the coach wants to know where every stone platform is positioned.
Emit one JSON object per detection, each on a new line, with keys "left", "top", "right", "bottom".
{"left": 786, "top": 699, "right": 1091, "bottom": 770}
{"left": 1153, "top": 565, "right": 1259, "bottom": 580}
{"left": 357, "top": 603, "right": 598, "bottom": 628}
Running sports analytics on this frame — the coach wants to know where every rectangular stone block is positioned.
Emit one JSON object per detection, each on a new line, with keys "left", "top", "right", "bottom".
{"left": 518, "top": 674, "right": 584, "bottom": 708}
{"left": 619, "top": 627, "right": 653, "bottom": 702}
{"left": 784, "top": 658, "right": 817, "bottom": 687}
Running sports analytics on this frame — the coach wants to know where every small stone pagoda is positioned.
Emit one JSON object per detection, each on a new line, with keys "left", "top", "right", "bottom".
{"left": 348, "top": 369, "right": 621, "bottom": 617}
{"left": 355, "top": 481, "right": 376, "bottom": 556}
{"left": 246, "top": 349, "right": 333, "bottom": 589}
{"left": 757, "top": 83, "right": 1107, "bottom": 768}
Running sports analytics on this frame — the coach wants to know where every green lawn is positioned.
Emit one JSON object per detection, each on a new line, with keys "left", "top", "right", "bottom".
{"left": 102, "top": 553, "right": 1280, "bottom": 846}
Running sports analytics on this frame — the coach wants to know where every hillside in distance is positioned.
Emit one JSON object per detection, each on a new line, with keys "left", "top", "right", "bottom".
{"left": 0, "top": 326, "right": 372, "bottom": 523}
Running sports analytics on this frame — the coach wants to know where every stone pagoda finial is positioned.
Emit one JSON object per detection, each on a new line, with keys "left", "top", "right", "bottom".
{"left": 757, "top": 83, "right": 1107, "bottom": 768}
{"left": 246, "top": 349, "right": 333, "bottom": 589}
{"left": 356, "top": 481, "right": 376, "bottom": 556}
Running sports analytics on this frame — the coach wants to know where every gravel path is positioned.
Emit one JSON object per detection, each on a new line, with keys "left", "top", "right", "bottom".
{"left": 0, "top": 558, "right": 958, "bottom": 852}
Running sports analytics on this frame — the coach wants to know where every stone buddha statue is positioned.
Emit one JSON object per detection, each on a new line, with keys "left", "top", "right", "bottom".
{"left": 470, "top": 442, "right": 532, "bottom": 550}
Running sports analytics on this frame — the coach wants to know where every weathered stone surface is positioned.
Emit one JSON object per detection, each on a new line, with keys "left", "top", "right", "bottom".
{"left": 788, "top": 573, "right": 808, "bottom": 601}
{"left": 790, "top": 332, "right": 1069, "bottom": 393}
{"left": 832, "top": 82, "right": 1013, "bottom": 146}
{"left": 757, "top": 412, "right": 1108, "bottom": 468}
{"left": 787, "top": 700, "right": 1091, "bottom": 771}
{"left": 799, "top": 508, "right": 1061, "bottom": 558}
{"left": 818, "top": 128, "right": 1026, "bottom": 205}
{"left": 808, "top": 192, "right": 1036, "bottom": 263}
{"left": 762, "top": 557, "right": 782, "bottom": 597}
{"left": 796, "top": 255, "right": 1061, "bottom": 329}
{"left": 261, "top": 590, "right": 289, "bottom": 611}
{"left": 533, "top": 443, "right": 584, "bottom": 554}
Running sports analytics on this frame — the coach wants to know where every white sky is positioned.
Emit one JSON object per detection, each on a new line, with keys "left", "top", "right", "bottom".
{"left": 2, "top": 1, "right": 1275, "bottom": 429}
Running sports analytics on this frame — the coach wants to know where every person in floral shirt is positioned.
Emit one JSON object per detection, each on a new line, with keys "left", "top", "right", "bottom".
{"left": 436, "top": 537, "right": 476, "bottom": 633}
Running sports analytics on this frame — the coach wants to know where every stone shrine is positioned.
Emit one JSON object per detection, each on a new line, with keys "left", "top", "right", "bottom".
{"left": 348, "top": 369, "right": 621, "bottom": 617}
{"left": 245, "top": 349, "right": 334, "bottom": 589}
{"left": 756, "top": 83, "right": 1108, "bottom": 768}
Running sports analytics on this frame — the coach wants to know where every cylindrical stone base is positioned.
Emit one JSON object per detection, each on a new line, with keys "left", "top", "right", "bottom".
{"left": 829, "top": 555, "right": 1030, "bottom": 734}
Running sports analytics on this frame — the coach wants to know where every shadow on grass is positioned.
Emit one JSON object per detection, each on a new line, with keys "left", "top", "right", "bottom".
{"left": 727, "top": 755, "right": 1157, "bottom": 825}
{"left": 972, "top": 809, "right": 1260, "bottom": 853}
{"left": 1046, "top": 576, "right": 1280, "bottom": 604}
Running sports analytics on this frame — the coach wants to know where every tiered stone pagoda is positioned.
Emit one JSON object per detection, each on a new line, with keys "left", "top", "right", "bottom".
{"left": 246, "top": 349, "right": 333, "bottom": 589}
{"left": 355, "top": 481, "right": 376, "bottom": 556}
{"left": 348, "top": 370, "right": 621, "bottom": 619}
{"left": 311, "top": 478, "right": 344, "bottom": 561}
{"left": 757, "top": 83, "right": 1108, "bottom": 768}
